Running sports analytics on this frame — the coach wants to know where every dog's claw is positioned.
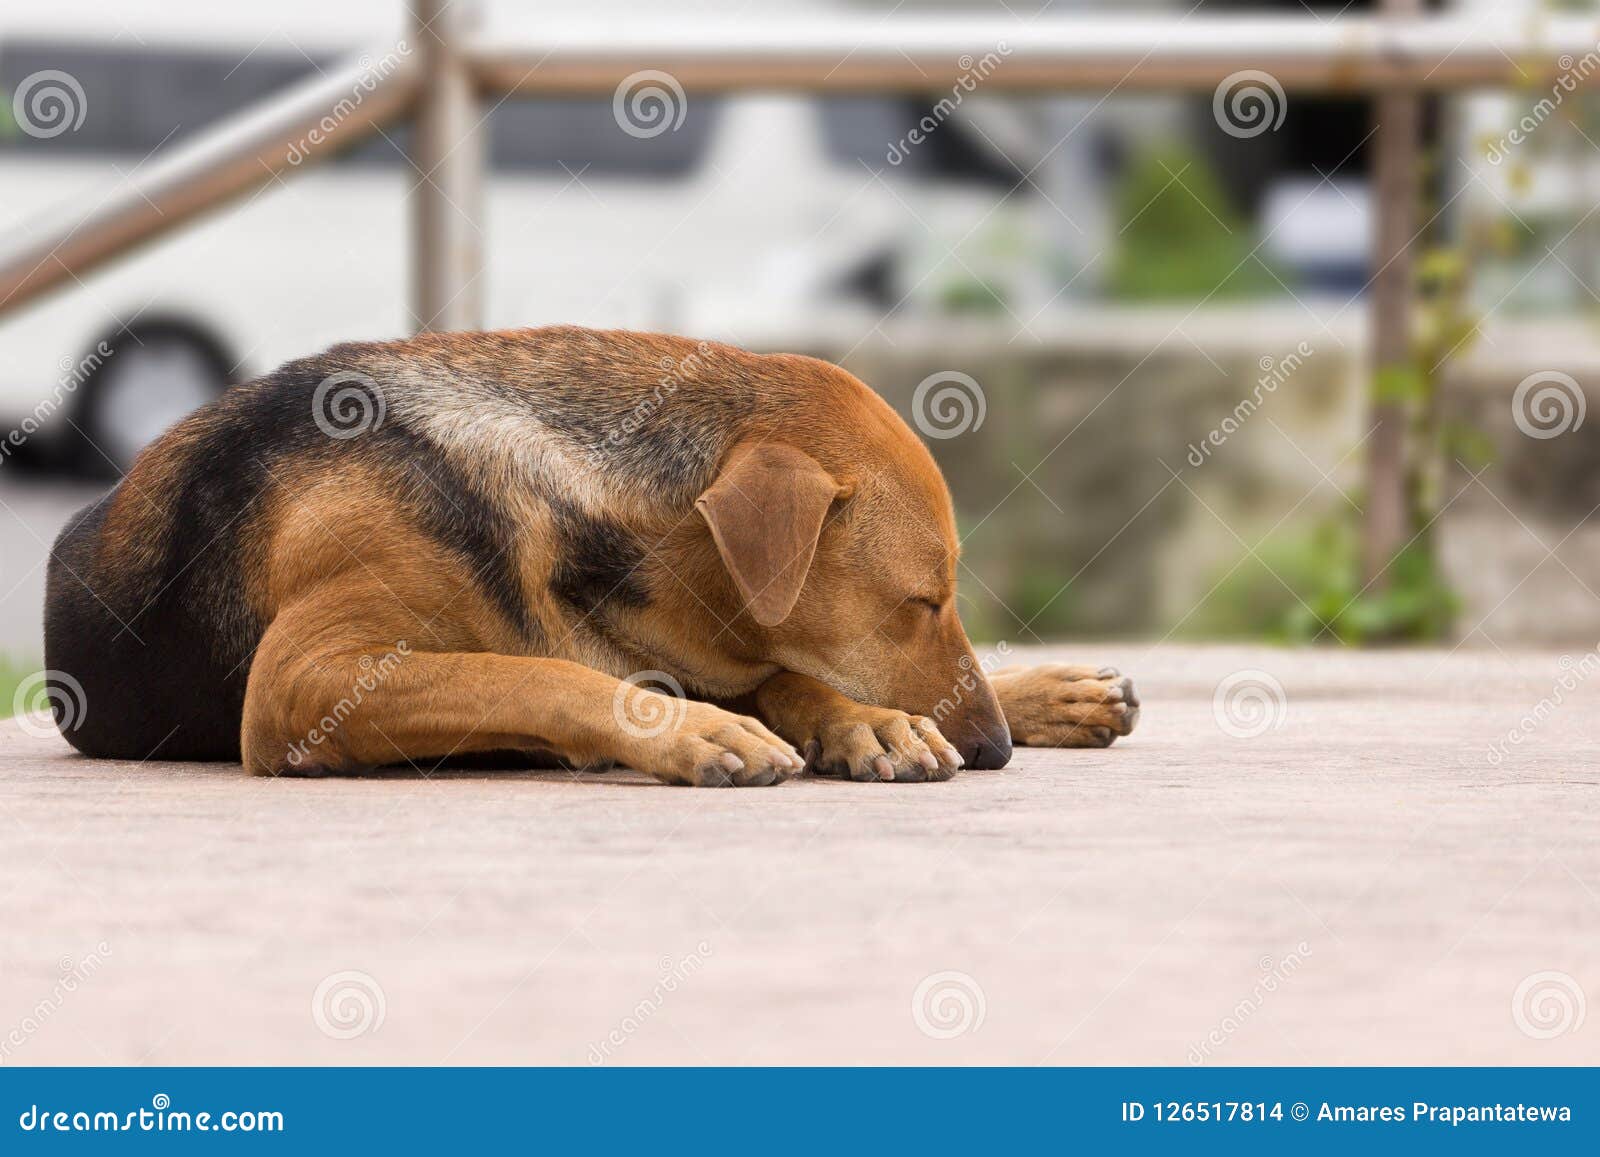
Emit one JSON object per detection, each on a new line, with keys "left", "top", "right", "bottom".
{"left": 649, "top": 703, "right": 802, "bottom": 786}
{"left": 805, "top": 709, "right": 961, "bottom": 783}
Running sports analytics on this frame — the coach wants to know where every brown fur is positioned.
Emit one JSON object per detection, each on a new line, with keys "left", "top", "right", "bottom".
{"left": 47, "top": 327, "right": 1137, "bottom": 785}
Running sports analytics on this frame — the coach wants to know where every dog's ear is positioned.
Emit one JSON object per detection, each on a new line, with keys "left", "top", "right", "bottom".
{"left": 695, "top": 442, "right": 845, "bottom": 627}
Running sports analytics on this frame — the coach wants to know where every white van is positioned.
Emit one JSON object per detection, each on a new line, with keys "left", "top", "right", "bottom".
{"left": 0, "top": 11, "right": 1034, "bottom": 475}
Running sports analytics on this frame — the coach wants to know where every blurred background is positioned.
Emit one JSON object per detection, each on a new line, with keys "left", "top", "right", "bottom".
{"left": 3, "top": 0, "right": 1599, "bottom": 717}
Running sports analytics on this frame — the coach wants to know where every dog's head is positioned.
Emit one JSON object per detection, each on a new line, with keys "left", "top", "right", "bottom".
{"left": 693, "top": 365, "right": 1011, "bottom": 769}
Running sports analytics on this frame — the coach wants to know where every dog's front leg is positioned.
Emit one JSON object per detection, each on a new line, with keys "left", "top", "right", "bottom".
{"left": 751, "top": 672, "right": 964, "bottom": 783}
{"left": 987, "top": 664, "right": 1139, "bottom": 748}
{"left": 242, "top": 598, "right": 802, "bottom": 786}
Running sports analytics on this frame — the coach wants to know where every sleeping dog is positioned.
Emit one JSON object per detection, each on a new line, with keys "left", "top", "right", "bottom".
{"left": 44, "top": 327, "right": 1137, "bottom": 785}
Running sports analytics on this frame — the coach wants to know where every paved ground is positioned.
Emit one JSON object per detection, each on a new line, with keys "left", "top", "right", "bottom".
{"left": 0, "top": 644, "right": 1596, "bottom": 1065}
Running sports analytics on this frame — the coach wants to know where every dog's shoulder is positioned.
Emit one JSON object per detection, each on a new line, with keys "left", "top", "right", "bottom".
{"left": 325, "top": 327, "right": 758, "bottom": 502}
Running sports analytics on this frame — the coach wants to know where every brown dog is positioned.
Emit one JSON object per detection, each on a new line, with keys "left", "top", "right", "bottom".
{"left": 43, "top": 326, "right": 1137, "bottom": 785}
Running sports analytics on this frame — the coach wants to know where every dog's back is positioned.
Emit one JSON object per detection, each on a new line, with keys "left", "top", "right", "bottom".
{"left": 43, "top": 327, "right": 821, "bottom": 760}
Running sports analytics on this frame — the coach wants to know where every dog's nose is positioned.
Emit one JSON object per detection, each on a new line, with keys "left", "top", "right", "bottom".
{"left": 965, "top": 732, "right": 1012, "bottom": 770}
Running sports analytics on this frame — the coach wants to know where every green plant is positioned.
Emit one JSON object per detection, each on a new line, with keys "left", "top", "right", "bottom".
{"left": 1004, "top": 562, "right": 1078, "bottom": 641}
{"left": 0, "top": 656, "right": 35, "bottom": 719}
{"left": 1190, "top": 225, "right": 1484, "bottom": 644}
{"left": 1276, "top": 521, "right": 1460, "bottom": 644}
{"left": 1186, "top": 516, "right": 1459, "bottom": 644}
{"left": 936, "top": 278, "right": 1007, "bottom": 314}
{"left": 1109, "top": 143, "right": 1281, "bottom": 301}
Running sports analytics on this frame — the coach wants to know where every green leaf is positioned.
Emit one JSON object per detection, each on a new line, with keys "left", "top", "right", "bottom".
{"left": 1373, "top": 364, "right": 1427, "bottom": 405}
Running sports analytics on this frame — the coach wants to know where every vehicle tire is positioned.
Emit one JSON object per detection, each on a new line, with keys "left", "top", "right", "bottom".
{"left": 68, "top": 321, "right": 234, "bottom": 478}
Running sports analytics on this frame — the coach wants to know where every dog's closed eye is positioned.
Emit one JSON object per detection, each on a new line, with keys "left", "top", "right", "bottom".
{"left": 910, "top": 596, "right": 946, "bottom": 615}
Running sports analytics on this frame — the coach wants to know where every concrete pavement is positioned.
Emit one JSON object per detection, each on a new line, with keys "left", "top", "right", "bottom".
{"left": 0, "top": 644, "right": 1596, "bottom": 1065}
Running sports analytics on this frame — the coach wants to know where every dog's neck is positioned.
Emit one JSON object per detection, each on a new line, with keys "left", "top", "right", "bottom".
{"left": 536, "top": 501, "right": 779, "bottom": 699}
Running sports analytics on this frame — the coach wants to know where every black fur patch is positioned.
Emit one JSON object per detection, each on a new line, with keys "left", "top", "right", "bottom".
{"left": 370, "top": 423, "right": 539, "bottom": 646}
{"left": 548, "top": 498, "right": 649, "bottom": 615}
{"left": 179, "top": 353, "right": 539, "bottom": 644}
{"left": 42, "top": 350, "right": 543, "bottom": 761}
{"left": 45, "top": 494, "right": 253, "bottom": 760}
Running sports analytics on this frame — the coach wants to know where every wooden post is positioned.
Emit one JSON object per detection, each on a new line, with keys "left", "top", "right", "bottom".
{"left": 1363, "top": 0, "right": 1422, "bottom": 587}
{"left": 411, "top": 0, "right": 484, "bottom": 333}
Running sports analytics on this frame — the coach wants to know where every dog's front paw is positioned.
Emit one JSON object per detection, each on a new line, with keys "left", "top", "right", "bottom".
{"left": 632, "top": 702, "right": 804, "bottom": 787}
{"left": 803, "top": 705, "right": 964, "bottom": 783}
{"left": 990, "top": 664, "right": 1139, "bottom": 748}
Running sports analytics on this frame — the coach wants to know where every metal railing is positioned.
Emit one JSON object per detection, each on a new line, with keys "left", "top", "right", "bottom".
{"left": 1, "top": 3, "right": 1594, "bottom": 578}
